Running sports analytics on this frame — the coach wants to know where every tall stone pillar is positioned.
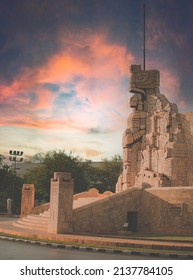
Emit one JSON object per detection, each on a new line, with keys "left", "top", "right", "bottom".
{"left": 48, "top": 172, "right": 74, "bottom": 234}
{"left": 20, "top": 184, "right": 35, "bottom": 218}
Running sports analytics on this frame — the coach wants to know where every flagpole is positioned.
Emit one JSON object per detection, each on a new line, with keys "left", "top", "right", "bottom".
{"left": 143, "top": 3, "right": 146, "bottom": 70}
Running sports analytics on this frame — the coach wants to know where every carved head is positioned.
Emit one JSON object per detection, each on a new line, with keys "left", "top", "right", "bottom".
{"left": 130, "top": 64, "right": 160, "bottom": 94}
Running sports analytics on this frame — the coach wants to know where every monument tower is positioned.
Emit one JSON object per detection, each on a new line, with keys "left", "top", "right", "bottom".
{"left": 116, "top": 4, "right": 193, "bottom": 192}
{"left": 116, "top": 64, "right": 193, "bottom": 192}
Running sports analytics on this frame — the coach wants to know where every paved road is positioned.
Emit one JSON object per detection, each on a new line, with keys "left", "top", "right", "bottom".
{"left": 0, "top": 239, "right": 164, "bottom": 260}
{"left": 0, "top": 216, "right": 18, "bottom": 221}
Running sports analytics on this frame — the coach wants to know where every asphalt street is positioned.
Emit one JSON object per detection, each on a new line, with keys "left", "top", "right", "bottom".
{"left": 0, "top": 239, "right": 164, "bottom": 260}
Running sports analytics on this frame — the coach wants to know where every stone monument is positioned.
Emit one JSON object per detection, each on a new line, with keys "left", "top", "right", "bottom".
{"left": 116, "top": 64, "right": 193, "bottom": 191}
{"left": 12, "top": 64, "right": 193, "bottom": 235}
{"left": 48, "top": 172, "right": 74, "bottom": 234}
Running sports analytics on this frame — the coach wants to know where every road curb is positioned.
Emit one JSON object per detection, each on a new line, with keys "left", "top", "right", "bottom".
{"left": 0, "top": 235, "right": 193, "bottom": 259}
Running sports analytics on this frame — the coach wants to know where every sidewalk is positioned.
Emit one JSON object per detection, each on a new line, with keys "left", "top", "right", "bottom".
{"left": 0, "top": 217, "right": 193, "bottom": 259}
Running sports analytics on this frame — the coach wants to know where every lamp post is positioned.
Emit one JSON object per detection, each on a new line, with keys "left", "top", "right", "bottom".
{"left": 9, "top": 150, "right": 24, "bottom": 213}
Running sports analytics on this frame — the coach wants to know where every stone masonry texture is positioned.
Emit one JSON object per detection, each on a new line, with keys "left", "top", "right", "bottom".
{"left": 116, "top": 65, "right": 193, "bottom": 191}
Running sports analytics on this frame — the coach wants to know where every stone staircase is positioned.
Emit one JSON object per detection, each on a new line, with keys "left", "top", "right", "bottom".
{"left": 13, "top": 197, "right": 102, "bottom": 232}
{"left": 13, "top": 210, "right": 50, "bottom": 232}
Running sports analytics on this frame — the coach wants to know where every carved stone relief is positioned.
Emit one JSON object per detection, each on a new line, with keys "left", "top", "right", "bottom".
{"left": 116, "top": 64, "right": 193, "bottom": 192}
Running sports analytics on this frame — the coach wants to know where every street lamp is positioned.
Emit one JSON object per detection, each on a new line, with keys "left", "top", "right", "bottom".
{"left": 9, "top": 150, "right": 24, "bottom": 213}
{"left": 9, "top": 150, "right": 24, "bottom": 171}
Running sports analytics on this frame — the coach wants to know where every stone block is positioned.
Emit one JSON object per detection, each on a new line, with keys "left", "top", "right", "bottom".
{"left": 20, "top": 184, "right": 35, "bottom": 218}
{"left": 48, "top": 172, "right": 74, "bottom": 234}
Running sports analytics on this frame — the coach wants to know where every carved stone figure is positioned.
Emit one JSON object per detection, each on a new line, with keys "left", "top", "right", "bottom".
{"left": 116, "top": 64, "right": 193, "bottom": 192}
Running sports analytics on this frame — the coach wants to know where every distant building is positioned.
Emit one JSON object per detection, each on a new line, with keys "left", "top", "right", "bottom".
{"left": 11, "top": 161, "right": 106, "bottom": 176}
{"left": 10, "top": 162, "right": 39, "bottom": 176}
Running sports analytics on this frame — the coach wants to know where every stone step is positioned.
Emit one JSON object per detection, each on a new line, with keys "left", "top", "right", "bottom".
{"left": 39, "top": 211, "right": 50, "bottom": 218}
{"left": 22, "top": 216, "right": 48, "bottom": 224}
{"left": 24, "top": 214, "right": 49, "bottom": 222}
{"left": 13, "top": 221, "right": 47, "bottom": 232}
{"left": 13, "top": 196, "right": 103, "bottom": 231}
{"left": 17, "top": 218, "right": 48, "bottom": 228}
{"left": 13, "top": 210, "right": 49, "bottom": 231}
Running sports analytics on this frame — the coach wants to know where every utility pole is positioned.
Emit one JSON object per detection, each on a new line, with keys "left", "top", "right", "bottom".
{"left": 9, "top": 150, "right": 23, "bottom": 213}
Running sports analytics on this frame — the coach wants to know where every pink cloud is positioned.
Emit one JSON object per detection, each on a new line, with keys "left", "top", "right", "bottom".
{"left": 147, "top": 56, "right": 185, "bottom": 110}
{"left": 160, "top": 68, "right": 181, "bottom": 101}
{"left": 157, "top": 66, "right": 188, "bottom": 111}
{"left": 38, "top": 33, "right": 133, "bottom": 83}
{"left": 0, "top": 32, "right": 134, "bottom": 131}
{"left": 73, "top": 147, "right": 103, "bottom": 158}
{"left": 32, "top": 87, "right": 56, "bottom": 110}
{"left": 0, "top": 115, "right": 88, "bottom": 131}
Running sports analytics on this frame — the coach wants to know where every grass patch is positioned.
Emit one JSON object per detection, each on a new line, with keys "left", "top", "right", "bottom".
{"left": 0, "top": 232, "right": 193, "bottom": 258}
{"left": 85, "top": 232, "right": 193, "bottom": 243}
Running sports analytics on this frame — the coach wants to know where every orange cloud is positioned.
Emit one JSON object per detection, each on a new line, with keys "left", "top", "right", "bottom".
{"left": 147, "top": 58, "right": 183, "bottom": 109}
{"left": 84, "top": 148, "right": 103, "bottom": 158}
{"left": 0, "top": 115, "right": 89, "bottom": 131}
{"left": 38, "top": 33, "right": 133, "bottom": 83}
{"left": 73, "top": 148, "right": 103, "bottom": 158}
{"left": 160, "top": 68, "right": 180, "bottom": 101}
{"left": 0, "top": 32, "right": 134, "bottom": 131}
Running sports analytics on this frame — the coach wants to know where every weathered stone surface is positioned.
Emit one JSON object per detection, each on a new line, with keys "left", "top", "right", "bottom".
{"left": 116, "top": 64, "right": 193, "bottom": 191}
{"left": 48, "top": 172, "right": 74, "bottom": 234}
{"left": 73, "top": 186, "right": 193, "bottom": 235}
{"left": 20, "top": 184, "right": 35, "bottom": 218}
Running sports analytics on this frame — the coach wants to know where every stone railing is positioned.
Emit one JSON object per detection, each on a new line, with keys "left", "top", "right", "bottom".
{"left": 73, "top": 188, "right": 113, "bottom": 200}
{"left": 31, "top": 203, "right": 50, "bottom": 214}
{"left": 30, "top": 188, "right": 113, "bottom": 215}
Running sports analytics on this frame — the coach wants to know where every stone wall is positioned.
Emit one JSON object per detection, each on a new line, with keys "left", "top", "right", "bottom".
{"left": 73, "top": 187, "right": 142, "bottom": 233}
{"left": 73, "top": 186, "right": 193, "bottom": 235}
{"left": 30, "top": 188, "right": 113, "bottom": 215}
{"left": 140, "top": 187, "right": 193, "bottom": 234}
{"left": 31, "top": 203, "right": 50, "bottom": 215}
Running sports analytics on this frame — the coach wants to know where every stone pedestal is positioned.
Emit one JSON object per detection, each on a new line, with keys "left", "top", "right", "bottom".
{"left": 48, "top": 172, "right": 74, "bottom": 234}
{"left": 20, "top": 184, "right": 35, "bottom": 218}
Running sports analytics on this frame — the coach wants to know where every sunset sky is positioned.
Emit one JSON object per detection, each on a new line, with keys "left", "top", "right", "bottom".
{"left": 0, "top": 0, "right": 193, "bottom": 161}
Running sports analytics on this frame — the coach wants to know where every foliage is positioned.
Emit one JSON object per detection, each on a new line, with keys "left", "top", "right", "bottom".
{"left": 24, "top": 150, "right": 91, "bottom": 201}
{"left": 0, "top": 151, "right": 122, "bottom": 213}
{"left": 24, "top": 151, "right": 122, "bottom": 202}
{"left": 86, "top": 155, "right": 122, "bottom": 193}
{"left": 0, "top": 156, "right": 24, "bottom": 213}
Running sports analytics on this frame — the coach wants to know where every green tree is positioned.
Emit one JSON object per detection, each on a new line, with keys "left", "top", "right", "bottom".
{"left": 0, "top": 156, "right": 24, "bottom": 213}
{"left": 24, "top": 150, "right": 90, "bottom": 201}
{"left": 86, "top": 155, "right": 122, "bottom": 193}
